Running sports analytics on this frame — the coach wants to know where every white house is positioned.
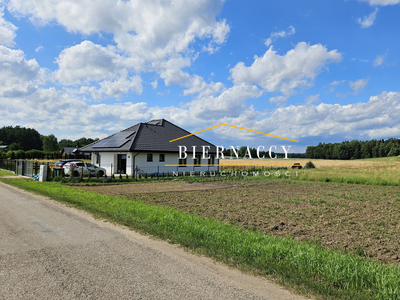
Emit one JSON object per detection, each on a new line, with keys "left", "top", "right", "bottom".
{"left": 79, "top": 119, "right": 219, "bottom": 176}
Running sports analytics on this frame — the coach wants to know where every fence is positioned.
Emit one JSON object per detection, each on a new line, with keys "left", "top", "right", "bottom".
{"left": 0, "top": 159, "right": 50, "bottom": 177}
{"left": 0, "top": 159, "right": 290, "bottom": 181}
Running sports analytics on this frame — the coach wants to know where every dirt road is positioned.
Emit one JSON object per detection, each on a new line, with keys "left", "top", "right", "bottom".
{"left": 0, "top": 181, "right": 309, "bottom": 300}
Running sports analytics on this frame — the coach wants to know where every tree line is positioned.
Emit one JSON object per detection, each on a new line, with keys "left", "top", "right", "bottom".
{"left": 0, "top": 126, "right": 98, "bottom": 159}
{"left": 306, "top": 138, "right": 400, "bottom": 160}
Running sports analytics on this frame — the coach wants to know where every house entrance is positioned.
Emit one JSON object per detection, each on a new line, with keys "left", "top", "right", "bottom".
{"left": 117, "top": 154, "right": 127, "bottom": 174}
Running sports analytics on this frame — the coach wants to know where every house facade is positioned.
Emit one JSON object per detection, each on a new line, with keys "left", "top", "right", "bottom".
{"left": 80, "top": 119, "right": 219, "bottom": 176}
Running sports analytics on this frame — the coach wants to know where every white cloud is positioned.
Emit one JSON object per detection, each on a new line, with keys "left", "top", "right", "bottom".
{"left": 157, "top": 56, "right": 192, "bottom": 86}
{"left": 98, "top": 74, "right": 142, "bottom": 98}
{"left": 349, "top": 78, "right": 369, "bottom": 94}
{"left": 357, "top": 8, "right": 379, "bottom": 28}
{"left": 358, "top": 0, "right": 400, "bottom": 5}
{"left": 373, "top": 55, "right": 384, "bottom": 66}
{"left": 0, "top": 7, "right": 17, "bottom": 47}
{"left": 373, "top": 52, "right": 387, "bottom": 67}
{"left": 328, "top": 80, "right": 345, "bottom": 92}
{"left": 8, "top": 0, "right": 229, "bottom": 75}
{"left": 54, "top": 41, "right": 126, "bottom": 85}
{"left": 0, "top": 46, "right": 42, "bottom": 97}
{"left": 185, "top": 83, "right": 262, "bottom": 120}
{"left": 6, "top": 0, "right": 231, "bottom": 109}
{"left": 151, "top": 80, "right": 158, "bottom": 89}
{"left": 183, "top": 75, "right": 225, "bottom": 97}
{"left": 269, "top": 95, "right": 287, "bottom": 104}
{"left": 265, "top": 25, "right": 295, "bottom": 47}
{"left": 305, "top": 94, "right": 320, "bottom": 105}
{"left": 234, "top": 91, "right": 400, "bottom": 142}
{"left": 230, "top": 42, "right": 342, "bottom": 98}
{"left": 35, "top": 45, "right": 43, "bottom": 52}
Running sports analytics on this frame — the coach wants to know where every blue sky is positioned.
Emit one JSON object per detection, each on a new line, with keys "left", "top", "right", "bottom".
{"left": 1, "top": 0, "right": 400, "bottom": 152}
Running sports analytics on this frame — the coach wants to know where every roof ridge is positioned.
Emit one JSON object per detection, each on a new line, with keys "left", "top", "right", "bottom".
{"left": 128, "top": 123, "right": 143, "bottom": 150}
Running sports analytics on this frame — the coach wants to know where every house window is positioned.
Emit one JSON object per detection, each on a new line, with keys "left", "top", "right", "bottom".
{"left": 194, "top": 154, "right": 201, "bottom": 165}
{"left": 159, "top": 153, "right": 165, "bottom": 162}
{"left": 179, "top": 158, "right": 187, "bottom": 167}
{"left": 208, "top": 154, "right": 215, "bottom": 165}
{"left": 147, "top": 153, "right": 153, "bottom": 162}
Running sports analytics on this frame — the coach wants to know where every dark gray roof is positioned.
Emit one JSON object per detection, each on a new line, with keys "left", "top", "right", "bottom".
{"left": 62, "top": 147, "right": 78, "bottom": 155}
{"left": 80, "top": 119, "right": 217, "bottom": 153}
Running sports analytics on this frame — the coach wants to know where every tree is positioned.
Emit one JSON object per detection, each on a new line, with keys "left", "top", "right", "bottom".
{"left": 58, "top": 139, "right": 75, "bottom": 150}
{"left": 9, "top": 142, "right": 22, "bottom": 151}
{"left": 74, "top": 137, "right": 98, "bottom": 148}
{"left": 0, "top": 126, "right": 42, "bottom": 151}
{"left": 42, "top": 134, "right": 58, "bottom": 152}
{"left": 305, "top": 146, "right": 315, "bottom": 159}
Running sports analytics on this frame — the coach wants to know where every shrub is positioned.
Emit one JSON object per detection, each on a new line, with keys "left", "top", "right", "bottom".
{"left": 305, "top": 161, "right": 316, "bottom": 169}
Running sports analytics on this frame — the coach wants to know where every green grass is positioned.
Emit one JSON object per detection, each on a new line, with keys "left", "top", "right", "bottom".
{"left": 1, "top": 178, "right": 399, "bottom": 300}
{"left": 291, "top": 169, "right": 400, "bottom": 186}
{"left": 0, "top": 169, "right": 17, "bottom": 176}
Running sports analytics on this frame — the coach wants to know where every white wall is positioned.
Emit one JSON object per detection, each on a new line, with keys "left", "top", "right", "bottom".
{"left": 92, "top": 151, "right": 219, "bottom": 176}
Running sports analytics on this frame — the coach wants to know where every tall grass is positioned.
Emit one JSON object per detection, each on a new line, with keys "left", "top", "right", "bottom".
{"left": 2, "top": 178, "right": 400, "bottom": 300}
{"left": 291, "top": 169, "right": 400, "bottom": 186}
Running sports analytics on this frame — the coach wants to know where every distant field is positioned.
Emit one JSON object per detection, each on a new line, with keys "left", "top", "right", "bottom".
{"left": 220, "top": 157, "right": 400, "bottom": 186}
{"left": 220, "top": 156, "right": 400, "bottom": 169}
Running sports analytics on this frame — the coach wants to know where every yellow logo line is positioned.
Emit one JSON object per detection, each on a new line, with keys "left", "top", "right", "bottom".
{"left": 169, "top": 123, "right": 299, "bottom": 143}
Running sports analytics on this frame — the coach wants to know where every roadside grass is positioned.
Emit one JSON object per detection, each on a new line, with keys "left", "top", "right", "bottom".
{"left": 0, "top": 169, "right": 17, "bottom": 176}
{"left": 1, "top": 178, "right": 399, "bottom": 300}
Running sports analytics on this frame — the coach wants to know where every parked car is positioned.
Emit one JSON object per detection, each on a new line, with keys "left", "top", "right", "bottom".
{"left": 64, "top": 161, "right": 106, "bottom": 177}
{"left": 291, "top": 163, "right": 303, "bottom": 169}
{"left": 54, "top": 159, "right": 82, "bottom": 168}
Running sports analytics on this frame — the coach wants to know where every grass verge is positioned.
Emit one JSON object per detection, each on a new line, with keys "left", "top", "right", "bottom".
{"left": 0, "top": 169, "right": 17, "bottom": 176}
{"left": 1, "top": 178, "right": 399, "bottom": 300}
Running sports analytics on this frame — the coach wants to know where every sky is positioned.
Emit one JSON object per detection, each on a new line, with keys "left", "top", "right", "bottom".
{"left": 0, "top": 0, "right": 400, "bottom": 152}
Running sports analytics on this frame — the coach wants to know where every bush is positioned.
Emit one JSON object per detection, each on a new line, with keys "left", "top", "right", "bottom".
{"left": 305, "top": 161, "right": 316, "bottom": 169}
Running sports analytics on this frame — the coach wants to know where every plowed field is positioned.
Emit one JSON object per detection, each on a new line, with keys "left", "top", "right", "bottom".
{"left": 74, "top": 180, "right": 400, "bottom": 264}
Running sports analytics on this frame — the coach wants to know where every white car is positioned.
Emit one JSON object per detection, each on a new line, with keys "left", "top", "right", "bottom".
{"left": 64, "top": 161, "right": 106, "bottom": 177}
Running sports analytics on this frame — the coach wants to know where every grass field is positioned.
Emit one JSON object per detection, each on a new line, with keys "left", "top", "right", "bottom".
{"left": 220, "top": 157, "right": 400, "bottom": 186}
